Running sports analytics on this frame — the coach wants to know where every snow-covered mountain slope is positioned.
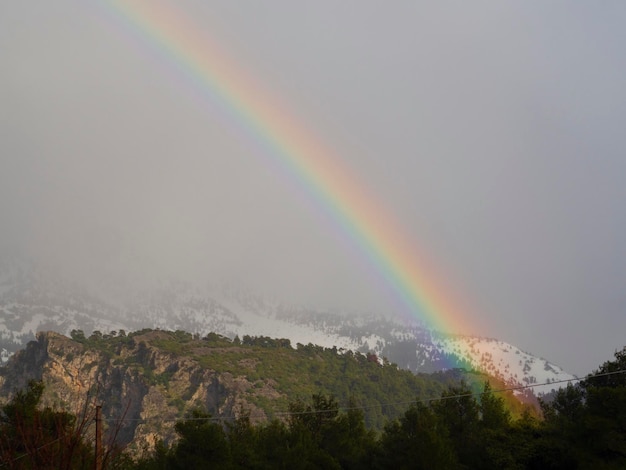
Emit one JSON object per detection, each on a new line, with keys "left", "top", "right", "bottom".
{"left": 0, "top": 263, "right": 576, "bottom": 397}
{"left": 434, "top": 335, "right": 574, "bottom": 396}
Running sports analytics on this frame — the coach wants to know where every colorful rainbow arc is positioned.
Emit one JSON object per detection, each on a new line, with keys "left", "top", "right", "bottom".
{"left": 103, "top": 1, "right": 470, "bottom": 337}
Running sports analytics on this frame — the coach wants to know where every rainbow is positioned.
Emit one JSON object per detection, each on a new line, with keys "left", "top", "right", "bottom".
{"left": 101, "top": 1, "right": 471, "bottom": 337}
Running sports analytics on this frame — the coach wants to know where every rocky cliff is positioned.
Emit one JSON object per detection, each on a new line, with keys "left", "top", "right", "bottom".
{"left": 0, "top": 329, "right": 535, "bottom": 455}
{"left": 0, "top": 330, "right": 276, "bottom": 452}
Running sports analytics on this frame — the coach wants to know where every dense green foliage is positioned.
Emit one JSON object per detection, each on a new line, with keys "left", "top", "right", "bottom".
{"left": 535, "top": 347, "right": 626, "bottom": 468}
{"left": 69, "top": 328, "right": 488, "bottom": 428}
{"left": 132, "top": 344, "right": 626, "bottom": 469}
{"left": 3, "top": 331, "right": 626, "bottom": 468}
{"left": 0, "top": 380, "right": 94, "bottom": 469}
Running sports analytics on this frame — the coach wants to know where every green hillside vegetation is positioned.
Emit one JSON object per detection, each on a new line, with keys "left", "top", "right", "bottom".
{"left": 2, "top": 346, "right": 626, "bottom": 468}
{"left": 68, "top": 328, "right": 509, "bottom": 428}
{"left": 0, "top": 327, "right": 532, "bottom": 456}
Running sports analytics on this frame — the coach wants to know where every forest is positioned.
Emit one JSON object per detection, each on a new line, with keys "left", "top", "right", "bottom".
{"left": 1, "top": 345, "right": 625, "bottom": 469}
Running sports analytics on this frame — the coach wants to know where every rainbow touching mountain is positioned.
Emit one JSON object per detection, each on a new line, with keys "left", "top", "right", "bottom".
{"left": 100, "top": 1, "right": 477, "bottom": 347}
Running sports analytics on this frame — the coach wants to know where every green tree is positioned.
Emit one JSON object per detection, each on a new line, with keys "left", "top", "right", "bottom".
{"left": 326, "top": 403, "right": 377, "bottom": 470}
{"left": 253, "top": 420, "right": 293, "bottom": 469}
{"left": 0, "top": 380, "right": 93, "bottom": 469}
{"left": 378, "top": 402, "right": 456, "bottom": 469}
{"left": 478, "top": 382, "right": 518, "bottom": 468}
{"left": 534, "top": 347, "right": 626, "bottom": 468}
{"left": 70, "top": 329, "right": 86, "bottom": 342}
{"left": 432, "top": 383, "right": 482, "bottom": 468}
{"left": 288, "top": 394, "right": 339, "bottom": 441}
{"left": 226, "top": 411, "right": 262, "bottom": 469}
{"left": 579, "top": 347, "right": 626, "bottom": 466}
{"left": 480, "top": 382, "right": 510, "bottom": 430}
{"left": 169, "top": 409, "right": 231, "bottom": 469}
{"left": 286, "top": 394, "right": 341, "bottom": 469}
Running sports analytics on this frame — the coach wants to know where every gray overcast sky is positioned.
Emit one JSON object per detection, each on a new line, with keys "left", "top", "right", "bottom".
{"left": 1, "top": 1, "right": 625, "bottom": 375}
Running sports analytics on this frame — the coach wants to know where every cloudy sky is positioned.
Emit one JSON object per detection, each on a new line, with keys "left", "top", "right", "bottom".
{"left": 2, "top": 1, "right": 625, "bottom": 374}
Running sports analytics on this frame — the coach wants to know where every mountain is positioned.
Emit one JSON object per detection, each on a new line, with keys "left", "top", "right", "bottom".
{"left": 0, "top": 261, "right": 576, "bottom": 398}
{"left": 0, "top": 329, "right": 513, "bottom": 451}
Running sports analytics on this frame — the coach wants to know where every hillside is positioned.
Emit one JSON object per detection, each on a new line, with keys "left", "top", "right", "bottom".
{"left": 0, "top": 329, "right": 530, "bottom": 451}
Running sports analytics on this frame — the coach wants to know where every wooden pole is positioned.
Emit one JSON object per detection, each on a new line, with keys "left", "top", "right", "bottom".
{"left": 95, "top": 405, "right": 103, "bottom": 470}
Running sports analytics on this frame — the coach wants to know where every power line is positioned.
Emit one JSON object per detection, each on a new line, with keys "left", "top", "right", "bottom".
{"left": 101, "top": 368, "right": 626, "bottom": 423}
{"left": 2, "top": 369, "right": 623, "bottom": 465}
{"left": 0, "top": 437, "right": 62, "bottom": 468}
{"left": 279, "top": 368, "right": 626, "bottom": 416}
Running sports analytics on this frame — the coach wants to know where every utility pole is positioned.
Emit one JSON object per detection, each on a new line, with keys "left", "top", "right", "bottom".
{"left": 95, "top": 405, "right": 103, "bottom": 470}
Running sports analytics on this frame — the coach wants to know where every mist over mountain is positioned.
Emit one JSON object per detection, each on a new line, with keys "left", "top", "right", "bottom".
{"left": 0, "top": 260, "right": 575, "bottom": 400}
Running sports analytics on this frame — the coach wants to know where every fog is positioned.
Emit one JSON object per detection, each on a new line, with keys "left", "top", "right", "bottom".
{"left": 2, "top": 1, "right": 626, "bottom": 374}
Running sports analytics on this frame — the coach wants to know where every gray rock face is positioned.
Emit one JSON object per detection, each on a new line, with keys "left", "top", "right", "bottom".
{"left": 0, "top": 331, "right": 267, "bottom": 452}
